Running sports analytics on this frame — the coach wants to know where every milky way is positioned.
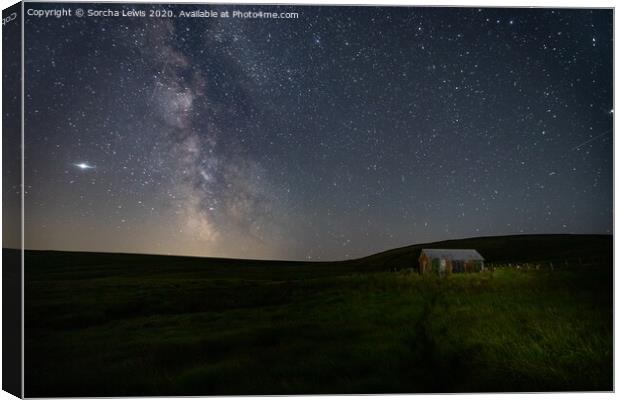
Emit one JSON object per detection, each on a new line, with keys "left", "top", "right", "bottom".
{"left": 20, "top": 5, "right": 612, "bottom": 260}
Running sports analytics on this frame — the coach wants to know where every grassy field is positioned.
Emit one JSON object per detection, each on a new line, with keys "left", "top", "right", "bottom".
{"left": 23, "top": 234, "right": 612, "bottom": 396}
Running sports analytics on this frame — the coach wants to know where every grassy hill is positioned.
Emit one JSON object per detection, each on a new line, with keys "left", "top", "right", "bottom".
{"left": 351, "top": 234, "right": 612, "bottom": 269}
{"left": 22, "top": 233, "right": 612, "bottom": 273}
{"left": 21, "top": 234, "right": 613, "bottom": 395}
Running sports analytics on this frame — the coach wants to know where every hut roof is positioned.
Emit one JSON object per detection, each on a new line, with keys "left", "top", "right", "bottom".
{"left": 420, "top": 249, "right": 484, "bottom": 261}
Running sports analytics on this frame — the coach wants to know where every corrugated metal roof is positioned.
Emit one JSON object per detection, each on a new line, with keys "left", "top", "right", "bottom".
{"left": 420, "top": 249, "right": 484, "bottom": 261}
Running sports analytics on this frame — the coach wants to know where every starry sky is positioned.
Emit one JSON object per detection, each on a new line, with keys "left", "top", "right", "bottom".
{"left": 21, "top": 4, "right": 613, "bottom": 261}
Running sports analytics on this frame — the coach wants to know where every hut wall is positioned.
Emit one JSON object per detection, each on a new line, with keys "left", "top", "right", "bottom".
{"left": 431, "top": 258, "right": 440, "bottom": 274}
{"left": 419, "top": 251, "right": 484, "bottom": 275}
{"left": 419, "top": 253, "right": 429, "bottom": 274}
{"left": 452, "top": 260, "right": 464, "bottom": 273}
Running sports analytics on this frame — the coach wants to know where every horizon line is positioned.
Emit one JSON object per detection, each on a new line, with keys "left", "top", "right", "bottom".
{"left": 4, "top": 232, "right": 612, "bottom": 264}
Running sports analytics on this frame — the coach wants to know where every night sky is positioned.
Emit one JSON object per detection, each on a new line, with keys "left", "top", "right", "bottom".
{"left": 22, "top": 4, "right": 613, "bottom": 260}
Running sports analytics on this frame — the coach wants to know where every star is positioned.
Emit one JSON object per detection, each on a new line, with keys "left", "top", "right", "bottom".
{"left": 20, "top": 5, "right": 612, "bottom": 261}
{"left": 74, "top": 162, "right": 95, "bottom": 170}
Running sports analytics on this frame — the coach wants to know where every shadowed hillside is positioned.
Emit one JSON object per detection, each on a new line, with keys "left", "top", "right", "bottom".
{"left": 23, "top": 233, "right": 612, "bottom": 273}
{"left": 350, "top": 234, "right": 612, "bottom": 270}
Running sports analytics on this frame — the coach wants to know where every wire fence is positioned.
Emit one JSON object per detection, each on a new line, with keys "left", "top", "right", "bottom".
{"left": 486, "top": 255, "right": 612, "bottom": 272}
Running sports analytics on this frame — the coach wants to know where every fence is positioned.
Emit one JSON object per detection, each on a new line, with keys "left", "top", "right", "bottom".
{"left": 486, "top": 255, "right": 612, "bottom": 272}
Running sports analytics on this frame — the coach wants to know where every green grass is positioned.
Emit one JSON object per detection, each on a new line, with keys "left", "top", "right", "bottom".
{"left": 23, "top": 235, "right": 613, "bottom": 396}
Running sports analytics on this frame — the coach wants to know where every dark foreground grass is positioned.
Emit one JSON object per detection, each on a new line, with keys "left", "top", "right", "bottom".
{"left": 23, "top": 237, "right": 612, "bottom": 396}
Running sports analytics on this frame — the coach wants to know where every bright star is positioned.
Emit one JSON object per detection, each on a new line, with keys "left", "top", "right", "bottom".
{"left": 74, "top": 162, "right": 95, "bottom": 170}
